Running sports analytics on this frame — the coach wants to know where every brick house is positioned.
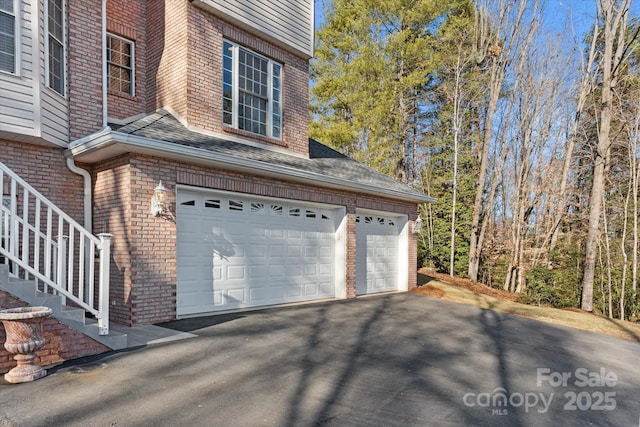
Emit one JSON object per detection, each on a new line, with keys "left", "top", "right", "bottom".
{"left": 0, "top": 0, "right": 433, "bottom": 367}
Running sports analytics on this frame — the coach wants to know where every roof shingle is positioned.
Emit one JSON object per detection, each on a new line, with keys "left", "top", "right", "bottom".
{"left": 113, "top": 110, "right": 431, "bottom": 202}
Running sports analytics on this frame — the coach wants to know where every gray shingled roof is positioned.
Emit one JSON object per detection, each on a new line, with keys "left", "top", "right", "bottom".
{"left": 113, "top": 110, "right": 432, "bottom": 202}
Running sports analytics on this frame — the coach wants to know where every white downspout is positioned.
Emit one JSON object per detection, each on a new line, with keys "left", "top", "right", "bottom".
{"left": 101, "top": 0, "right": 108, "bottom": 128}
{"left": 66, "top": 157, "right": 93, "bottom": 231}
{"left": 65, "top": 0, "right": 109, "bottom": 232}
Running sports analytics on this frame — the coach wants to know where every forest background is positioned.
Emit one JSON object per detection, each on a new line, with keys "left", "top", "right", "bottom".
{"left": 309, "top": 0, "right": 640, "bottom": 321}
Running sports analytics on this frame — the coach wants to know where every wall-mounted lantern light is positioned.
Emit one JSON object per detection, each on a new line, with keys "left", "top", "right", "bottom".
{"left": 150, "top": 180, "right": 167, "bottom": 217}
{"left": 411, "top": 216, "right": 423, "bottom": 234}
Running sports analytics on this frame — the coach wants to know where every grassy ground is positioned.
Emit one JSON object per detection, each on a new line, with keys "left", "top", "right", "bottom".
{"left": 413, "top": 268, "right": 640, "bottom": 342}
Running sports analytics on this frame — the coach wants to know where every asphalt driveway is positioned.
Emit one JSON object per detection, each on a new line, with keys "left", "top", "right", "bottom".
{"left": 1, "top": 293, "right": 639, "bottom": 427}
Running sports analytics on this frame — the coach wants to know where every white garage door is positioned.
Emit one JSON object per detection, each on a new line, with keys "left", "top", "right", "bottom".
{"left": 177, "top": 189, "right": 340, "bottom": 316}
{"left": 356, "top": 213, "right": 401, "bottom": 295}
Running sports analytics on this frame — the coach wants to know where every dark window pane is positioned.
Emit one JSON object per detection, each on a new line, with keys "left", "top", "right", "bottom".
{"left": 0, "top": 13, "right": 15, "bottom": 73}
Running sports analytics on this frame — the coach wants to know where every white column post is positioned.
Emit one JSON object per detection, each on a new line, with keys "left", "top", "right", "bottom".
{"left": 97, "top": 233, "right": 112, "bottom": 335}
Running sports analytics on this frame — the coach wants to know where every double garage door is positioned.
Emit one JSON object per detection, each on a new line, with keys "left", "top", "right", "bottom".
{"left": 177, "top": 190, "right": 341, "bottom": 315}
{"left": 177, "top": 188, "right": 405, "bottom": 316}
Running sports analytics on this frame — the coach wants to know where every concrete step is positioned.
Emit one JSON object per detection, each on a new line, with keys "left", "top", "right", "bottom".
{"left": 1, "top": 264, "right": 191, "bottom": 352}
{"left": 0, "top": 265, "right": 8, "bottom": 284}
{"left": 0, "top": 270, "right": 128, "bottom": 350}
{"left": 59, "top": 306, "right": 87, "bottom": 323}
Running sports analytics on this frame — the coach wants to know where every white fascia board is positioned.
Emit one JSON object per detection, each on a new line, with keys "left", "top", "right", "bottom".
{"left": 67, "top": 131, "right": 436, "bottom": 203}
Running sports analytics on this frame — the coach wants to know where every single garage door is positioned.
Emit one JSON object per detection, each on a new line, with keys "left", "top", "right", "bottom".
{"left": 356, "top": 213, "right": 403, "bottom": 295}
{"left": 177, "top": 189, "right": 341, "bottom": 316}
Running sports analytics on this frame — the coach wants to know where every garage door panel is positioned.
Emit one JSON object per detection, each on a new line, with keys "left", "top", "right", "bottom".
{"left": 269, "top": 244, "right": 285, "bottom": 257}
{"left": 246, "top": 244, "right": 266, "bottom": 258}
{"left": 178, "top": 220, "right": 202, "bottom": 234}
{"left": 227, "top": 288, "right": 246, "bottom": 304}
{"left": 177, "top": 191, "right": 339, "bottom": 315}
{"left": 288, "top": 285, "right": 303, "bottom": 297}
{"left": 318, "top": 282, "right": 333, "bottom": 295}
{"left": 182, "top": 258, "right": 203, "bottom": 280}
{"left": 287, "top": 229, "right": 302, "bottom": 239}
{"left": 356, "top": 213, "right": 401, "bottom": 295}
{"left": 287, "top": 245, "right": 302, "bottom": 257}
{"left": 251, "top": 227, "right": 268, "bottom": 238}
{"left": 271, "top": 264, "right": 289, "bottom": 277}
{"left": 304, "top": 263, "right": 317, "bottom": 276}
{"left": 254, "top": 285, "right": 286, "bottom": 300}
{"left": 179, "top": 289, "right": 214, "bottom": 308}
{"left": 212, "top": 290, "right": 223, "bottom": 305}
{"left": 249, "top": 264, "right": 267, "bottom": 277}
{"left": 319, "top": 263, "right": 332, "bottom": 275}
{"left": 226, "top": 265, "right": 245, "bottom": 280}
{"left": 178, "top": 250, "right": 207, "bottom": 263}
{"left": 213, "top": 265, "right": 222, "bottom": 280}
{"left": 269, "top": 228, "right": 285, "bottom": 238}
{"left": 288, "top": 264, "right": 302, "bottom": 276}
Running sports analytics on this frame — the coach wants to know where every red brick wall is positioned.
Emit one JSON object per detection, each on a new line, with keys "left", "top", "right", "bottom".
{"left": 68, "top": 1, "right": 310, "bottom": 151}
{"left": 345, "top": 208, "right": 358, "bottom": 298}
{"left": 128, "top": 157, "right": 177, "bottom": 325}
{"left": 106, "top": 0, "right": 148, "bottom": 121}
{"left": 68, "top": 0, "right": 104, "bottom": 140}
{"left": 0, "top": 291, "right": 110, "bottom": 375}
{"left": 0, "top": 140, "right": 85, "bottom": 225}
{"left": 146, "top": 1, "right": 310, "bottom": 156}
{"left": 146, "top": 0, "right": 189, "bottom": 118}
{"left": 408, "top": 222, "right": 418, "bottom": 291}
{"left": 188, "top": 5, "right": 310, "bottom": 156}
{"left": 92, "top": 155, "right": 133, "bottom": 326}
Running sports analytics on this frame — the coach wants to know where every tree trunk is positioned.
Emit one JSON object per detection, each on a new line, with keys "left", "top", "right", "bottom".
{"left": 630, "top": 114, "right": 639, "bottom": 310}
{"left": 468, "top": 0, "right": 540, "bottom": 282}
{"left": 581, "top": 0, "right": 630, "bottom": 312}
{"left": 620, "top": 186, "right": 630, "bottom": 320}
{"left": 583, "top": 156, "right": 607, "bottom": 312}
{"left": 450, "top": 50, "right": 465, "bottom": 277}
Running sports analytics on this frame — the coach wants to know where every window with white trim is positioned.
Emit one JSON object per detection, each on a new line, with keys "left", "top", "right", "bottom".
{"left": 223, "top": 40, "right": 282, "bottom": 139}
{"left": 0, "top": 0, "right": 16, "bottom": 73}
{"left": 47, "top": 0, "right": 65, "bottom": 95}
{"left": 107, "top": 33, "right": 134, "bottom": 95}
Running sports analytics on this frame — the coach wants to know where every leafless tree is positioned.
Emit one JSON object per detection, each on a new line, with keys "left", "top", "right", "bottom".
{"left": 468, "top": 0, "right": 543, "bottom": 282}
{"left": 582, "top": 0, "right": 633, "bottom": 312}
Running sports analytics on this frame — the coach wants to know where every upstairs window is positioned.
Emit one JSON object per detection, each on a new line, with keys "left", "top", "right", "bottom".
{"left": 46, "top": 0, "right": 65, "bottom": 95}
{"left": 107, "top": 33, "right": 134, "bottom": 95}
{"left": 0, "top": 0, "right": 16, "bottom": 73}
{"left": 223, "top": 40, "right": 282, "bottom": 139}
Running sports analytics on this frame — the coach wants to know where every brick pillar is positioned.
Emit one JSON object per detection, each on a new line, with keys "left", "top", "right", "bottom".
{"left": 345, "top": 205, "right": 357, "bottom": 298}
{"left": 68, "top": 0, "right": 104, "bottom": 139}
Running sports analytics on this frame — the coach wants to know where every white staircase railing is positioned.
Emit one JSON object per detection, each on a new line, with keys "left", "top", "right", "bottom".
{"left": 0, "top": 162, "right": 111, "bottom": 335}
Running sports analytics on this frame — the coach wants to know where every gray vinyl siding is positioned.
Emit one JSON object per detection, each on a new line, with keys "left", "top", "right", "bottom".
{"left": 0, "top": 0, "right": 36, "bottom": 137}
{"left": 0, "top": 0, "right": 68, "bottom": 146}
{"left": 194, "top": 0, "right": 313, "bottom": 58}
{"left": 0, "top": 76, "right": 36, "bottom": 135}
{"left": 40, "top": 90, "right": 68, "bottom": 143}
{"left": 39, "top": 0, "right": 68, "bottom": 145}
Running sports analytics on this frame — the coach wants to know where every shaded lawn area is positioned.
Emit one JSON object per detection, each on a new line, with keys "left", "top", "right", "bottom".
{"left": 414, "top": 268, "right": 640, "bottom": 342}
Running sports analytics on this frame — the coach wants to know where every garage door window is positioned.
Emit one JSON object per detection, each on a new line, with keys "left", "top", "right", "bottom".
{"left": 183, "top": 198, "right": 334, "bottom": 221}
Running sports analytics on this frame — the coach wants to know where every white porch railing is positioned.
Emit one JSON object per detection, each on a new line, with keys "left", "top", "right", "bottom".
{"left": 0, "top": 162, "right": 111, "bottom": 335}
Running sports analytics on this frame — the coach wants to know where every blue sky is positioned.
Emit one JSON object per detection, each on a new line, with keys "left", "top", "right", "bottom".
{"left": 314, "top": 0, "right": 640, "bottom": 39}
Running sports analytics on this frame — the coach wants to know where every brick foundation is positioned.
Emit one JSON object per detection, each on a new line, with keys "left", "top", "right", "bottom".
{"left": 0, "top": 291, "right": 110, "bottom": 375}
